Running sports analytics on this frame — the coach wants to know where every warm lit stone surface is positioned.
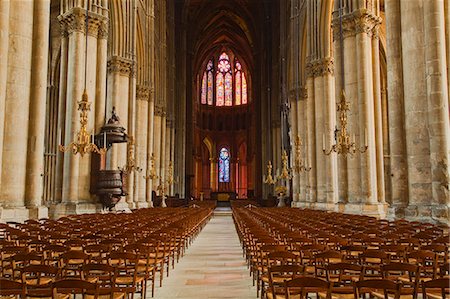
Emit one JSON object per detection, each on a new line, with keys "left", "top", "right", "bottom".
{"left": 153, "top": 214, "right": 256, "bottom": 299}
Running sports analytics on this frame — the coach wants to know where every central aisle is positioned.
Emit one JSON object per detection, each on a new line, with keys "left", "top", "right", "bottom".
{"left": 154, "top": 213, "right": 256, "bottom": 298}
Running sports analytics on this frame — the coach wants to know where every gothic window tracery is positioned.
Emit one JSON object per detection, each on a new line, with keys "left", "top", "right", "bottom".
{"left": 200, "top": 52, "right": 248, "bottom": 106}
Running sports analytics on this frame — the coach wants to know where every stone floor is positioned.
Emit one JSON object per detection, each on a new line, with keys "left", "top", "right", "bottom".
{"left": 152, "top": 212, "right": 256, "bottom": 298}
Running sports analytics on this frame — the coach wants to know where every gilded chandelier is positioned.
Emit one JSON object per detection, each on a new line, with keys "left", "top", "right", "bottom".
{"left": 143, "top": 153, "right": 159, "bottom": 180}
{"left": 293, "top": 136, "right": 311, "bottom": 173}
{"left": 323, "top": 90, "right": 367, "bottom": 156}
{"left": 120, "top": 136, "right": 142, "bottom": 173}
{"left": 59, "top": 90, "right": 106, "bottom": 156}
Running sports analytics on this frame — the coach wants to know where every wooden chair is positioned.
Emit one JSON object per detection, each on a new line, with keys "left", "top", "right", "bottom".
{"left": 314, "top": 251, "right": 343, "bottom": 279}
{"left": 266, "top": 265, "right": 305, "bottom": 299}
{"left": 353, "top": 279, "right": 402, "bottom": 299}
{"left": 381, "top": 263, "right": 420, "bottom": 299}
{"left": 406, "top": 250, "right": 438, "bottom": 281}
{"left": 319, "top": 263, "right": 364, "bottom": 299}
{"left": 123, "top": 243, "right": 157, "bottom": 298}
{"left": 59, "top": 250, "right": 90, "bottom": 279}
{"left": 359, "top": 249, "right": 389, "bottom": 278}
{"left": 421, "top": 278, "right": 450, "bottom": 299}
{"left": 81, "top": 263, "right": 125, "bottom": 299}
{"left": 284, "top": 276, "right": 331, "bottom": 299}
{"left": 108, "top": 251, "right": 144, "bottom": 299}
{"left": 51, "top": 278, "right": 98, "bottom": 299}
{"left": 0, "top": 278, "right": 26, "bottom": 298}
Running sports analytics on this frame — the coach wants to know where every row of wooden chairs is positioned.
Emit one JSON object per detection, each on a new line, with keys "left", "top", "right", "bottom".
{"left": 0, "top": 206, "right": 214, "bottom": 298}
{"left": 233, "top": 207, "right": 449, "bottom": 298}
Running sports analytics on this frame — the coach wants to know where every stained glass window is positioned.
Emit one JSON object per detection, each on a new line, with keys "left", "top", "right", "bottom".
{"left": 242, "top": 73, "right": 248, "bottom": 104}
{"left": 235, "top": 62, "right": 242, "bottom": 105}
{"left": 216, "top": 73, "right": 224, "bottom": 106}
{"left": 207, "top": 71, "right": 213, "bottom": 105}
{"left": 201, "top": 72, "right": 207, "bottom": 104}
{"left": 219, "top": 147, "right": 230, "bottom": 183}
{"left": 200, "top": 53, "right": 249, "bottom": 106}
{"left": 225, "top": 73, "right": 232, "bottom": 106}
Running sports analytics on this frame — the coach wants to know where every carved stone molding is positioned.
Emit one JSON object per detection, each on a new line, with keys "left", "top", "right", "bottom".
{"left": 137, "top": 85, "right": 150, "bottom": 102}
{"left": 58, "top": 7, "right": 108, "bottom": 38}
{"left": 154, "top": 105, "right": 165, "bottom": 117}
{"left": 306, "top": 57, "right": 334, "bottom": 78}
{"left": 289, "top": 86, "right": 308, "bottom": 101}
{"left": 107, "top": 56, "right": 134, "bottom": 77}
{"left": 331, "top": 9, "right": 381, "bottom": 40}
{"left": 97, "top": 21, "right": 109, "bottom": 39}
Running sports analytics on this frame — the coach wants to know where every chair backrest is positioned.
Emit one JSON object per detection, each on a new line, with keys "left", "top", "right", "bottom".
{"left": 284, "top": 276, "right": 331, "bottom": 299}
{"left": 0, "top": 278, "right": 26, "bottom": 297}
{"left": 21, "top": 264, "right": 60, "bottom": 285}
{"left": 325, "top": 262, "right": 364, "bottom": 286}
{"left": 354, "top": 279, "right": 401, "bottom": 299}
{"left": 52, "top": 278, "right": 99, "bottom": 298}
{"left": 421, "top": 278, "right": 450, "bottom": 299}
{"left": 82, "top": 263, "right": 116, "bottom": 288}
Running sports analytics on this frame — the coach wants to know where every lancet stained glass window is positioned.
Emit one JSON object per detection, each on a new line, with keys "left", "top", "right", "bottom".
{"left": 207, "top": 60, "right": 213, "bottom": 105}
{"left": 219, "top": 147, "right": 230, "bottom": 183}
{"left": 200, "top": 52, "right": 248, "bottom": 106}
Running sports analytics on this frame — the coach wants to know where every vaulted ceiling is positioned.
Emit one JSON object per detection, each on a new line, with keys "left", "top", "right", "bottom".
{"left": 179, "top": 0, "right": 270, "bottom": 76}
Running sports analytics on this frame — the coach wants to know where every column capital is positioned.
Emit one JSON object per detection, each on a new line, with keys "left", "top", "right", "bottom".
{"left": 289, "top": 86, "right": 308, "bottom": 101}
{"left": 107, "top": 56, "right": 134, "bottom": 77}
{"left": 58, "top": 7, "right": 108, "bottom": 38}
{"left": 97, "top": 20, "right": 109, "bottom": 39}
{"left": 154, "top": 104, "right": 165, "bottom": 116}
{"left": 331, "top": 9, "right": 381, "bottom": 40}
{"left": 137, "top": 85, "right": 150, "bottom": 102}
{"left": 306, "top": 57, "right": 334, "bottom": 78}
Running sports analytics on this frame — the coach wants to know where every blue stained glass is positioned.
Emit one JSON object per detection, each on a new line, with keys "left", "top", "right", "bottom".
{"left": 219, "top": 147, "right": 230, "bottom": 183}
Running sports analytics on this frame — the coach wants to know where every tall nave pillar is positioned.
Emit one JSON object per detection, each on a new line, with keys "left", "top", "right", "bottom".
{"left": 53, "top": 0, "right": 108, "bottom": 217}
{"left": 331, "top": 1, "right": 387, "bottom": 217}
{"left": 385, "top": 0, "right": 449, "bottom": 222}
{"left": 0, "top": 0, "right": 51, "bottom": 221}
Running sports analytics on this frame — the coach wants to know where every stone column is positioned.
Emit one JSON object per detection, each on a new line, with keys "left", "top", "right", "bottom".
{"left": 296, "top": 88, "right": 307, "bottom": 206}
{"left": 385, "top": 0, "right": 408, "bottom": 217}
{"left": 55, "top": 29, "right": 69, "bottom": 204}
{"left": 126, "top": 65, "right": 136, "bottom": 208}
{"left": 136, "top": 86, "right": 149, "bottom": 207}
{"left": 305, "top": 75, "right": 316, "bottom": 205}
{"left": 290, "top": 95, "right": 299, "bottom": 203}
{"left": 1, "top": 0, "right": 34, "bottom": 214}
{"left": 160, "top": 111, "right": 167, "bottom": 187}
{"left": 400, "top": 0, "right": 432, "bottom": 218}
{"left": 152, "top": 106, "right": 162, "bottom": 189}
{"left": 210, "top": 157, "right": 217, "bottom": 191}
{"left": 25, "top": 0, "right": 51, "bottom": 218}
{"left": 323, "top": 62, "right": 338, "bottom": 205}
{"left": 95, "top": 21, "right": 108, "bottom": 131}
{"left": 355, "top": 13, "right": 378, "bottom": 206}
{"left": 0, "top": 0, "right": 10, "bottom": 188}
{"left": 146, "top": 92, "right": 155, "bottom": 206}
{"left": 424, "top": 0, "right": 450, "bottom": 221}
{"left": 60, "top": 11, "right": 84, "bottom": 205}
{"left": 107, "top": 56, "right": 133, "bottom": 170}
{"left": 371, "top": 25, "right": 385, "bottom": 204}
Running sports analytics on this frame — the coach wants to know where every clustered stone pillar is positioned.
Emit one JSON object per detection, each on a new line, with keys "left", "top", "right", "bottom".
{"left": 25, "top": 0, "right": 51, "bottom": 218}
{"left": 135, "top": 85, "right": 149, "bottom": 208}
{"left": 146, "top": 89, "right": 155, "bottom": 206}
{"left": 0, "top": 0, "right": 46, "bottom": 221}
{"left": 153, "top": 106, "right": 162, "bottom": 191}
{"left": 304, "top": 57, "right": 338, "bottom": 209}
{"left": 53, "top": 2, "right": 108, "bottom": 217}
{"left": 330, "top": 6, "right": 387, "bottom": 217}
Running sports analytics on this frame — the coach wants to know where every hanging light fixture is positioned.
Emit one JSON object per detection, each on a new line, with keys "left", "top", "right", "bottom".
{"left": 59, "top": 0, "right": 106, "bottom": 157}
{"left": 323, "top": 0, "right": 367, "bottom": 156}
